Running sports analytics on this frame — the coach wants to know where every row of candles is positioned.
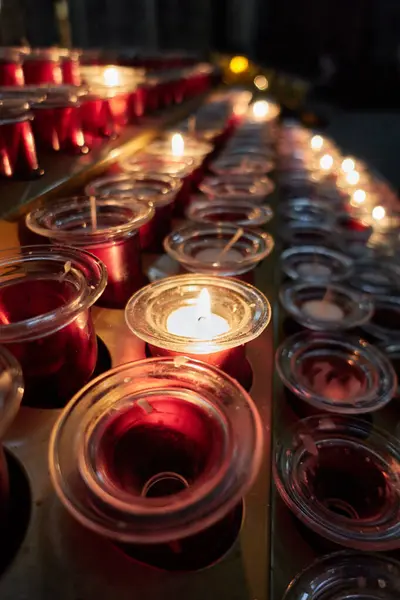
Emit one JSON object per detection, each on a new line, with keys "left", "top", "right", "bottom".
{"left": 0, "top": 46, "right": 217, "bottom": 178}
{"left": 0, "top": 92, "right": 279, "bottom": 570}
{"left": 272, "top": 123, "right": 400, "bottom": 598}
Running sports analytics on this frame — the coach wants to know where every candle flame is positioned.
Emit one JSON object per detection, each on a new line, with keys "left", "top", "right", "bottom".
{"left": 171, "top": 133, "right": 184, "bottom": 157}
{"left": 352, "top": 189, "right": 366, "bottom": 205}
{"left": 103, "top": 66, "right": 120, "bottom": 87}
{"left": 372, "top": 205, "right": 386, "bottom": 221}
{"left": 196, "top": 288, "right": 211, "bottom": 321}
{"left": 345, "top": 170, "right": 360, "bottom": 185}
{"left": 320, "top": 154, "right": 333, "bottom": 170}
{"left": 252, "top": 100, "right": 269, "bottom": 118}
{"left": 341, "top": 157, "right": 355, "bottom": 173}
{"left": 311, "top": 135, "right": 323, "bottom": 150}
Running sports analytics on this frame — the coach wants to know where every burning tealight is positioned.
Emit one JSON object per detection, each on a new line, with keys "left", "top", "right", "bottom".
{"left": 252, "top": 100, "right": 269, "bottom": 119}
{"left": 166, "top": 288, "right": 230, "bottom": 339}
{"left": 372, "top": 205, "right": 386, "bottom": 221}
{"left": 171, "top": 132, "right": 185, "bottom": 157}
{"left": 319, "top": 154, "right": 333, "bottom": 171}
{"left": 345, "top": 170, "right": 360, "bottom": 186}
{"left": 302, "top": 300, "right": 344, "bottom": 322}
{"left": 352, "top": 189, "right": 366, "bottom": 205}
{"left": 341, "top": 157, "right": 356, "bottom": 173}
{"left": 103, "top": 66, "right": 121, "bottom": 87}
{"left": 311, "top": 135, "right": 324, "bottom": 151}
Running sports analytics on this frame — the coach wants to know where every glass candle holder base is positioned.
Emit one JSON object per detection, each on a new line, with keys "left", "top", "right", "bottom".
{"left": 117, "top": 501, "right": 243, "bottom": 571}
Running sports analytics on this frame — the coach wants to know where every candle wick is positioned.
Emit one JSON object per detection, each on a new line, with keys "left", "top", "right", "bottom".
{"left": 197, "top": 316, "right": 206, "bottom": 322}
{"left": 90, "top": 196, "right": 97, "bottom": 232}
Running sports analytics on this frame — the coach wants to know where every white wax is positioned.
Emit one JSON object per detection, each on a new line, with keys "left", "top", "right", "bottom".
{"left": 195, "top": 247, "right": 243, "bottom": 264}
{"left": 297, "top": 263, "right": 332, "bottom": 278}
{"left": 302, "top": 299, "right": 344, "bottom": 321}
{"left": 166, "top": 306, "right": 230, "bottom": 339}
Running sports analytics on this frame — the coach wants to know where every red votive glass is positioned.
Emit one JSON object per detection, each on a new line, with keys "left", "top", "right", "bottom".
{"left": 0, "top": 246, "right": 106, "bottom": 407}
{"left": 25, "top": 197, "right": 154, "bottom": 309}
{"left": 23, "top": 48, "right": 63, "bottom": 85}
{"left": 0, "top": 48, "right": 27, "bottom": 86}
{"left": 80, "top": 92, "right": 116, "bottom": 141}
{"left": 125, "top": 274, "right": 271, "bottom": 388}
{"left": 146, "top": 137, "right": 213, "bottom": 182}
{"left": 85, "top": 173, "right": 182, "bottom": 253}
{"left": 32, "top": 88, "right": 88, "bottom": 154}
{"left": 120, "top": 153, "right": 196, "bottom": 216}
{"left": 59, "top": 49, "right": 82, "bottom": 86}
{"left": 0, "top": 99, "right": 42, "bottom": 179}
{"left": 49, "top": 357, "right": 263, "bottom": 550}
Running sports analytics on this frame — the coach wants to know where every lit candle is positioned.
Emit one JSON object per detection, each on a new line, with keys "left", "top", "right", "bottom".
{"left": 166, "top": 288, "right": 230, "bottom": 339}
{"left": 252, "top": 100, "right": 269, "bottom": 120}
{"left": 103, "top": 66, "right": 121, "bottom": 87}
{"left": 319, "top": 154, "right": 334, "bottom": 171}
{"left": 341, "top": 157, "right": 356, "bottom": 174}
{"left": 311, "top": 135, "right": 324, "bottom": 151}
{"left": 171, "top": 132, "right": 185, "bottom": 157}
{"left": 302, "top": 299, "right": 345, "bottom": 321}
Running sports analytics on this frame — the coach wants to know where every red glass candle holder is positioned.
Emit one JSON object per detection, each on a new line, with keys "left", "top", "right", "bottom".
{"left": 0, "top": 245, "right": 106, "bottom": 407}
{"left": 125, "top": 274, "right": 271, "bottom": 388}
{"left": 25, "top": 197, "right": 154, "bottom": 309}
{"left": 0, "top": 48, "right": 27, "bottom": 86}
{"left": 80, "top": 93, "right": 116, "bottom": 141}
{"left": 0, "top": 99, "right": 42, "bottom": 179}
{"left": 85, "top": 173, "right": 182, "bottom": 253}
{"left": 164, "top": 223, "right": 274, "bottom": 277}
{"left": 32, "top": 88, "right": 88, "bottom": 154}
{"left": 274, "top": 416, "right": 400, "bottom": 550}
{"left": 23, "top": 48, "right": 63, "bottom": 85}
{"left": 59, "top": 49, "right": 82, "bottom": 86}
{"left": 49, "top": 358, "right": 263, "bottom": 550}
{"left": 146, "top": 137, "right": 212, "bottom": 180}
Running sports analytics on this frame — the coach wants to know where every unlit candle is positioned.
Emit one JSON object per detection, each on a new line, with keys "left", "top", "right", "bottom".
{"left": 302, "top": 299, "right": 344, "bottom": 321}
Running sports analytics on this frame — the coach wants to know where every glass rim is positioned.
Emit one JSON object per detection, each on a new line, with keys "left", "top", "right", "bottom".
{"left": 274, "top": 415, "right": 400, "bottom": 550}
{"left": 125, "top": 274, "right": 271, "bottom": 353}
{"left": 280, "top": 245, "right": 354, "bottom": 282}
{"left": 186, "top": 198, "right": 274, "bottom": 227}
{"left": 84, "top": 173, "right": 182, "bottom": 207}
{"left": 276, "top": 331, "right": 397, "bottom": 414}
{"left": 49, "top": 357, "right": 263, "bottom": 543}
{"left": 26, "top": 196, "right": 154, "bottom": 244}
{"left": 279, "top": 282, "right": 374, "bottom": 331}
{"left": 164, "top": 223, "right": 275, "bottom": 275}
{"left": 0, "top": 346, "right": 24, "bottom": 439}
{"left": 0, "top": 245, "right": 107, "bottom": 343}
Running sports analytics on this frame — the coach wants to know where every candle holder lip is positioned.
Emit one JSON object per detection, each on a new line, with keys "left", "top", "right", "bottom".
{"left": 273, "top": 415, "right": 400, "bottom": 550}
{"left": 186, "top": 198, "right": 274, "bottom": 227}
{"left": 276, "top": 331, "right": 397, "bottom": 414}
{"left": 84, "top": 173, "right": 182, "bottom": 208}
{"left": 199, "top": 175, "right": 275, "bottom": 201}
{"left": 119, "top": 153, "right": 196, "bottom": 178}
{"left": 361, "top": 295, "right": 400, "bottom": 341}
{"left": 0, "top": 245, "right": 107, "bottom": 343}
{"left": 280, "top": 246, "right": 354, "bottom": 283}
{"left": 164, "top": 224, "right": 274, "bottom": 276}
{"left": 0, "top": 98, "right": 33, "bottom": 122}
{"left": 0, "top": 346, "right": 24, "bottom": 439}
{"left": 280, "top": 282, "right": 374, "bottom": 331}
{"left": 49, "top": 357, "right": 263, "bottom": 544}
{"left": 146, "top": 138, "right": 213, "bottom": 159}
{"left": 24, "top": 47, "right": 62, "bottom": 61}
{"left": 282, "top": 551, "right": 400, "bottom": 600}
{"left": 125, "top": 274, "right": 271, "bottom": 354}
{"left": 26, "top": 196, "right": 154, "bottom": 244}
{"left": 210, "top": 154, "right": 275, "bottom": 176}
{"left": 349, "top": 259, "right": 400, "bottom": 295}
{"left": 277, "top": 197, "right": 335, "bottom": 225}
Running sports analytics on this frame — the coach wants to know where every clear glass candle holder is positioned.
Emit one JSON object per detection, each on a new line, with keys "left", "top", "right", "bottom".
{"left": 379, "top": 341, "right": 400, "bottom": 398}
{"left": 0, "top": 245, "right": 106, "bottom": 407}
{"left": 277, "top": 197, "right": 335, "bottom": 227}
{"left": 199, "top": 175, "right": 275, "bottom": 203}
{"left": 210, "top": 152, "right": 274, "bottom": 176}
{"left": 349, "top": 259, "right": 400, "bottom": 296}
{"left": 283, "top": 552, "right": 400, "bottom": 600}
{"left": 125, "top": 274, "right": 271, "bottom": 387}
{"left": 276, "top": 331, "right": 396, "bottom": 413}
{"left": 187, "top": 198, "right": 273, "bottom": 228}
{"left": 279, "top": 282, "right": 374, "bottom": 331}
{"left": 280, "top": 246, "right": 354, "bottom": 283}
{"left": 49, "top": 357, "right": 263, "bottom": 544}
{"left": 274, "top": 415, "right": 400, "bottom": 550}
{"left": 26, "top": 196, "right": 153, "bottom": 309}
{"left": 362, "top": 296, "right": 400, "bottom": 341}
{"left": 85, "top": 173, "right": 181, "bottom": 253}
{"left": 278, "top": 221, "right": 336, "bottom": 247}
{"left": 164, "top": 224, "right": 274, "bottom": 277}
